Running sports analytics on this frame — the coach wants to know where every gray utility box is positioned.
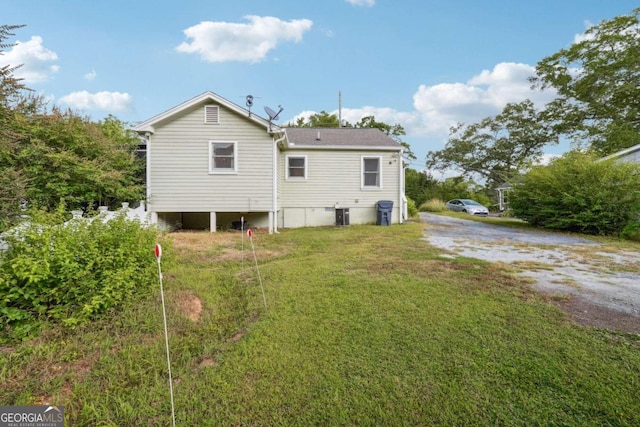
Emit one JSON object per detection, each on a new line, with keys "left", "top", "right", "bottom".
{"left": 336, "top": 208, "right": 350, "bottom": 226}
{"left": 376, "top": 200, "right": 394, "bottom": 226}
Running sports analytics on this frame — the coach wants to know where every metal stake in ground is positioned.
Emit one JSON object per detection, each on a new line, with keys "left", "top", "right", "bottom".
{"left": 155, "top": 244, "right": 177, "bottom": 427}
{"left": 241, "top": 216, "right": 245, "bottom": 272}
{"left": 247, "top": 229, "right": 267, "bottom": 309}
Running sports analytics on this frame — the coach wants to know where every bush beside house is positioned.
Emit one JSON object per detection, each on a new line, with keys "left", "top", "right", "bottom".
{"left": 510, "top": 151, "right": 640, "bottom": 236}
{"left": 0, "top": 208, "right": 166, "bottom": 341}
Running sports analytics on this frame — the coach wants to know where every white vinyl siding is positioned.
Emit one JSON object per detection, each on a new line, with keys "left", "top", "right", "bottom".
{"left": 209, "top": 141, "right": 237, "bottom": 173}
{"left": 279, "top": 149, "right": 401, "bottom": 227}
{"left": 361, "top": 156, "right": 381, "bottom": 189}
{"left": 280, "top": 150, "right": 399, "bottom": 207}
{"left": 204, "top": 105, "right": 219, "bottom": 124}
{"left": 286, "top": 155, "right": 307, "bottom": 180}
{"left": 148, "top": 103, "right": 273, "bottom": 212}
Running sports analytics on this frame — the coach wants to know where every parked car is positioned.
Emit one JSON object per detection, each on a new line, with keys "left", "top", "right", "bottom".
{"left": 445, "top": 199, "right": 489, "bottom": 216}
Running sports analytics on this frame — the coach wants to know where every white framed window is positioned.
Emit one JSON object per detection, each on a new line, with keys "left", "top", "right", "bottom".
{"left": 209, "top": 141, "right": 237, "bottom": 174}
{"left": 286, "top": 155, "right": 307, "bottom": 180}
{"left": 204, "top": 105, "right": 219, "bottom": 124}
{"left": 361, "top": 156, "right": 381, "bottom": 188}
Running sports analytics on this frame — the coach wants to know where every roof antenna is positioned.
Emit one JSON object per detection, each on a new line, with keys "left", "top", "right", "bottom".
{"left": 264, "top": 105, "right": 284, "bottom": 132}
{"left": 245, "top": 95, "right": 254, "bottom": 117}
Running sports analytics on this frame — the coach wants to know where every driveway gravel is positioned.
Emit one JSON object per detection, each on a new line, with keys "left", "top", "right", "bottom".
{"left": 420, "top": 213, "right": 640, "bottom": 334}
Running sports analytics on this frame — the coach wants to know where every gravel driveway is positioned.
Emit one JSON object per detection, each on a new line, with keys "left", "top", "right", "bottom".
{"left": 420, "top": 213, "right": 640, "bottom": 334}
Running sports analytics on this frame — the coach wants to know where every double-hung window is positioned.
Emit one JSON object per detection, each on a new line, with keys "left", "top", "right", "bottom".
{"left": 361, "top": 156, "right": 381, "bottom": 188}
{"left": 209, "top": 141, "right": 237, "bottom": 173}
{"left": 286, "top": 155, "right": 307, "bottom": 180}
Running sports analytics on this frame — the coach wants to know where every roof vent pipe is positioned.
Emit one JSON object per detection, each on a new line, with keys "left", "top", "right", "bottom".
{"left": 316, "top": 130, "right": 321, "bottom": 140}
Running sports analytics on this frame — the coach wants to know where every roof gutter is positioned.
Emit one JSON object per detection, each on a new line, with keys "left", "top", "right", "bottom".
{"left": 284, "top": 144, "right": 401, "bottom": 151}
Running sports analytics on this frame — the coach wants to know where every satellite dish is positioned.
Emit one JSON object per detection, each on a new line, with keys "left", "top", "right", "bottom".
{"left": 264, "top": 105, "right": 283, "bottom": 121}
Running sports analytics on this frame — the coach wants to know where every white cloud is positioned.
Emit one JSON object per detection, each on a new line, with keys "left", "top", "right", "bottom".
{"left": 573, "top": 20, "right": 595, "bottom": 44}
{"left": 286, "top": 62, "right": 559, "bottom": 165}
{"left": 59, "top": 91, "right": 132, "bottom": 112}
{"left": 0, "top": 36, "right": 59, "bottom": 83}
{"left": 176, "top": 15, "right": 313, "bottom": 63}
{"left": 84, "top": 69, "right": 97, "bottom": 81}
{"left": 411, "top": 62, "right": 556, "bottom": 138}
{"left": 346, "top": 0, "right": 375, "bottom": 6}
{"left": 287, "top": 63, "right": 553, "bottom": 140}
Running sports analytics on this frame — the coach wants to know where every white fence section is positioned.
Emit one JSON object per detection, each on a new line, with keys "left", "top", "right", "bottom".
{"left": 0, "top": 202, "right": 150, "bottom": 253}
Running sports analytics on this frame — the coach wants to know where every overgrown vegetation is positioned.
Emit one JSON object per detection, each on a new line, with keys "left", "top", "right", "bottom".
{"left": 405, "top": 172, "right": 494, "bottom": 210}
{"left": 0, "top": 25, "right": 144, "bottom": 233}
{"left": 0, "top": 208, "right": 166, "bottom": 341}
{"left": 510, "top": 151, "right": 640, "bottom": 235}
{"left": 406, "top": 197, "right": 418, "bottom": 218}
{"left": 418, "top": 198, "right": 446, "bottom": 212}
{"left": 2, "top": 224, "right": 639, "bottom": 425}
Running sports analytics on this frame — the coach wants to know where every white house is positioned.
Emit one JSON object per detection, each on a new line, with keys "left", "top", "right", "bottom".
{"left": 601, "top": 143, "right": 640, "bottom": 164}
{"left": 133, "top": 91, "right": 405, "bottom": 232}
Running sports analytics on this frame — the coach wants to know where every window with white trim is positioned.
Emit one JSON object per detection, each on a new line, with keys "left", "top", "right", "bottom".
{"left": 361, "top": 156, "right": 381, "bottom": 188}
{"left": 204, "top": 105, "right": 219, "bottom": 124}
{"left": 209, "top": 141, "right": 237, "bottom": 173}
{"left": 286, "top": 155, "right": 307, "bottom": 180}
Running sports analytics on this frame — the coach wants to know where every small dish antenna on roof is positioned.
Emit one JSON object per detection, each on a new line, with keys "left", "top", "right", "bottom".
{"left": 264, "top": 105, "right": 283, "bottom": 121}
{"left": 264, "top": 105, "right": 284, "bottom": 132}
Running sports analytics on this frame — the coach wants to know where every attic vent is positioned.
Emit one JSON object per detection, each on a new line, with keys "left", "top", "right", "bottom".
{"left": 204, "top": 105, "right": 219, "bottom": 124}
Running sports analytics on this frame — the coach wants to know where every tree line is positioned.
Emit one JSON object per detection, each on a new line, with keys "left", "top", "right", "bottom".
{"left": 420, "top": 8, "right": 640, "bottom": 237}
{"left": 0, "top": 25, "right": 144, "bottom": 232}
{"left": 426, "top": 7, "right": 640, "bottom": 188}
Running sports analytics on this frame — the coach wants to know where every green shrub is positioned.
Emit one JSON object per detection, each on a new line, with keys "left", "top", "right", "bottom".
{"left": 510, "top": 150, "right": 640, "bottom": 235}
{"left": 0, "top": 208, "right": 168, "bottom": 341}
{"left": 407, "top": 198, "right": 419, "bottom": 218}
{"left": 419, "top": 198, "right": 447, "bottom": 212}
{"left": 620, "top": 221, "right": 640, "bottom": 242}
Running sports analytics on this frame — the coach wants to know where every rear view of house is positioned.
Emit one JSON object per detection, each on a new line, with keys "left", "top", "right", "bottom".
{"left": 280, "top": 127, "right": 405, "bottom": 228}
{"left": 133, "top": 91, "right": 405, "bottom": 232}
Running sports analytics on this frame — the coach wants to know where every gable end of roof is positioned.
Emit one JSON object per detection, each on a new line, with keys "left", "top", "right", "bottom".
{"left": 133, "top": 91, "right": 278, "bottom": 134}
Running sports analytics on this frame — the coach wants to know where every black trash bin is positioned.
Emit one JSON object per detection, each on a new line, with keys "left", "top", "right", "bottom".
{"left": 376, "top": 200, "right": 394, "bottom": 226}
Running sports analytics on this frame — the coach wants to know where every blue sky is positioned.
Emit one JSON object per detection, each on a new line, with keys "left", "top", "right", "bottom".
{"left": 2, "top": 0, "right": 638, "bottom": 170}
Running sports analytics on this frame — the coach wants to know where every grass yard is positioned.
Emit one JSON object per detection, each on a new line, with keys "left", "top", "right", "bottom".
{"left": 1, "top": 221, "right": 640, "bottom": 425}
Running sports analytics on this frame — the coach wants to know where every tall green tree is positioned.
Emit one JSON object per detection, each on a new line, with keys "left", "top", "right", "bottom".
{"left": 0, "top": 24, "right": 144, "bottom": 229}
{"left": 292, "top": 110, "right": 340, "bottom": 127}
{"left": 404, "top": 168, "right": 438, "bottom": 207}
{"left": 425, "top": 100, "right": 556, "bottom": 188}
{"left": 530, "top": 7, "right": 640, "bottom": 155}
{"left": 354, "top": 115, "right": 416, "bottom": 160}
{"left": 12, "top": 107, "right": 144, "bottom": 210}
{"left": 0, "top": 24, "right": 28, "bottom": 229}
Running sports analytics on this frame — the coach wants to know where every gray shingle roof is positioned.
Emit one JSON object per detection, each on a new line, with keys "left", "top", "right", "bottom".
{"left": 284, "top": 127, "right": 401, "bottom": 149}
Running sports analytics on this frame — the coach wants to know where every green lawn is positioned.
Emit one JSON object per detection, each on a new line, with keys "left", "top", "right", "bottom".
{"left": 1, "top": 222, "right": 639, "bottom": 426}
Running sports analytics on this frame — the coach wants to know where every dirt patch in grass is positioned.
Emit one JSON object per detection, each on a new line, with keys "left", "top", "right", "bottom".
{"left": 198, "top": 358, "right": 217, "bottom": 369}
{"left": 170, "top": 231, "right": 289, "bottom": 262}
{"left": 551, "top": 296, "right": 640, "bottom": 335}
{"left": 173, "top": 290, "right": 203, "bottom": 322}
{"left": 32, "top": 350, "right": 100, "bottom": 405}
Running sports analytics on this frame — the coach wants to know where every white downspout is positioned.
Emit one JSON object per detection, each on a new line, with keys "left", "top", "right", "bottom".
{"left": 272, "top": 132, "right": 287, "bottom": 233}
{"left": 398, "top": 148, "right": 404, "bottom": 224}
{"left": 144, "top": 132, "right": 157, "bottom": 224}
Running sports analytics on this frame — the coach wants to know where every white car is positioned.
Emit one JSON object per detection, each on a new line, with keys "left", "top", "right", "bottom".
{"left": 445, "top": 199, "right": 489, "bottom": 216}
